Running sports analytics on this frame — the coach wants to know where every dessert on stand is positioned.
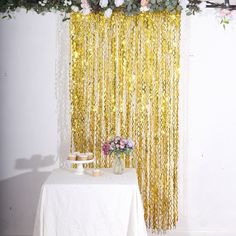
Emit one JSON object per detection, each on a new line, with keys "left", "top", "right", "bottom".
{"left": 67, "top": 152, "right": 94, "bottom": 175}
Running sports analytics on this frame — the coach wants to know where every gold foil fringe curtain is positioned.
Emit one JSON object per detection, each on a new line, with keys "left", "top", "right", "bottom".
{"left": 70, "top": 12, "right": 180, "bottom": 231}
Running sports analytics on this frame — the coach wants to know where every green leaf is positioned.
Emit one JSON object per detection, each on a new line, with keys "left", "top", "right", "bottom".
{"left": 186, "top": 11, "right": 192, "bottom": 16}
{"left": 127, "top": 4, "right": 132, "bottom": 11}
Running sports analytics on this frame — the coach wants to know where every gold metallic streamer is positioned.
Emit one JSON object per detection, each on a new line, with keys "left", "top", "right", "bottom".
{"left": 70, "top": 12, "right": 180, "bottom": 231}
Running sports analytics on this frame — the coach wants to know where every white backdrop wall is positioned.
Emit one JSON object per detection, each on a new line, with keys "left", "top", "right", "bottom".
{"left": 0, "top": 11, "right": 58, "bottom": 236}
{"left": 179, "top": 11, "right": 236, "bottom": 236}
{"left": 0, "top": 9, "right": 236, "bottom": 236}
{"left": 160, "top": 11, "right": 236, "bottom": 236}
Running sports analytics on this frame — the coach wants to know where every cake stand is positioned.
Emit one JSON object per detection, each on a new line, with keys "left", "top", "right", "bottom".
{"left": 67, "top": 159, "right": 94, "bottom": 175}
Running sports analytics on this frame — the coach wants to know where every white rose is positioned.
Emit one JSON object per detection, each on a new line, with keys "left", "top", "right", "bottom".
{"left": 71, "top": 5, "right": 79, "bottom": 12}
{"left": 199, "top": 1, "right": 206, "bottom": 11}
{"left": 140, "top": 6, "right": 149, "bottom": 12}
{"left": 115, "top": 0, "right": 124, "bottom": 7}
{"left": 39, "top": 1, "right": 45, "bottom": 6}
{"left": 180, "top": 0, "right": 188, "bottom": 10}
{"left": 81, "top": 8, "right": 91, "bottom": 15}
{"left": 99, "top": 0, "right": 108, "bottom": 8}
{"left": 104, "top": 8, "right": 112, "bottom": 18}
{"left": 63, "top": 0, "right": 68, "bottom": 6}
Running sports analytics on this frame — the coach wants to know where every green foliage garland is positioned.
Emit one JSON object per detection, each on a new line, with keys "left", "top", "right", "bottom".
{"left": 0, "top": 0, "right": 201, "bottom": 18}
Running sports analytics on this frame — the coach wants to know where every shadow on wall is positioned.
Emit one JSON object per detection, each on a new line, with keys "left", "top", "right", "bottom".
{"left": 0, "top": 154, "right": 55, "bottom": 235}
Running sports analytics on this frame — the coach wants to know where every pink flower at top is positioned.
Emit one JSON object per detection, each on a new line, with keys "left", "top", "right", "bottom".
{"left": 102, "top": 142, "right": 111, "bottom": 156}
{"left": 140, "top": 0, "right": 149, "bottom": 12}
{"left": 81, "top": 0, "right": 89, "bottom": 8}
{"left": 219, "top": 9, "right": 232, "bottom": 17}
{"left": 81, "top": 0, "right": 91, "bottom": 15}
{"left": 120, "top": 139, "right": 126, "bottom": 149}
{"left": 141, "top": 0, "right": 148, "bottom": 7}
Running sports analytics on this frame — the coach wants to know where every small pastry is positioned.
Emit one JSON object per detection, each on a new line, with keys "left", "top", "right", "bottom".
{"left": 76, "top": 153, "right": 87, "bottom": 161}
{"left": 86, "top": 152, "right": 93, "bottom": 160}
{"left": 68, "top": 153, "right": 76, "bottom": 161}
{"left": 92, "top": 169, "right": 102, "bottom": 177}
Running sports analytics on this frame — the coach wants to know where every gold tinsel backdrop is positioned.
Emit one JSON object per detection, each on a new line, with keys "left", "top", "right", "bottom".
{"left": 70, "top": 12, "right": 180, "bottom": 231}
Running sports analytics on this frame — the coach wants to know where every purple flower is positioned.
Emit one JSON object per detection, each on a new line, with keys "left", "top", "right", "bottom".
{"left": 102, "top": 142, "right": 111, "bottom": 156}
{"left": 127, "top": 139, "right": 134, "bottom": 149}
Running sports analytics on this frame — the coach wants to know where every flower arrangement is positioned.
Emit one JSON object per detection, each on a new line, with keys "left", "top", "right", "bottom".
{"left": 217, "top": 8, "right": 234, "bottom": 28}
{"left": 102, "top": 136, "right": 134, "bottom": 156}
{"left": 1, "top": 1, "right": 234, "bottom": 27}
{"left": 0, "top": 0, "right": 184, "bottom": 19}
{"left": 102, "top": 136, "right": 134, "bottom": 174}
{"left": 2, "top": 0, "right": 234, "bottom": 22}
{"left": 2, "top": 0, "right": 236, "bottom": 22}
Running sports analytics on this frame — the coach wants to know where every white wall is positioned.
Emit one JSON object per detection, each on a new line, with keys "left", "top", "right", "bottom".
{"left": 182, "top": 11, "right": 236, "bottom": 236}
{"left": 0, "top": 10, "right": 58, "bottom": 236}
{"left": 149, "top": 10, "right": 236, "bottom": 236}
{"left": 1, "top": 9, "right": 236, "bottom": 236}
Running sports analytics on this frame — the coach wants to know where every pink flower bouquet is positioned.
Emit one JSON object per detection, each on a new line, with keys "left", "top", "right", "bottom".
{"left": 102, "top": 136, "right": 134, "bottom": 156}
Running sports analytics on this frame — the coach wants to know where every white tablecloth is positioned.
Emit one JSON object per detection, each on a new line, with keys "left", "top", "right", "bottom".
{"left": 33, "top": 168, "right": 147, "bottom": 236}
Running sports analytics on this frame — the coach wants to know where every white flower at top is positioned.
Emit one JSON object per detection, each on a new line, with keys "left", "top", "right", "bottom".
{"left": 99, "top": 0, "right": 108, "bottom": 8}
{"left": 180, "top": 0, "right": 188, "bottom": 10}
{"left": 199, "top": 1, "right": 206, "bottom": 11}
{"left": 38, "top": 1, "right": 46, "bottom": 6}
{"left": 63, "top": 0, "right": 72, "bottom": 6}
{"left": 104, "top": 8, "right": 113, "bottom": 18}
{"left": 114, "top": 0, "right": 124, "bottom": 7}
{"left": 140, "top": 6, "right": 149, "bottom": 12}
{"left": 71, "top": 5, "right": 79, "bottom": 12}
{"left": 81, "top": 7, "right": 91, "bottom": 15}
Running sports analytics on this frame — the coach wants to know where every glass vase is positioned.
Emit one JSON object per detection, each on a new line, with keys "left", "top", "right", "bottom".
{"left": 113, "top": 154, "right": 124, "bottom": 175}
